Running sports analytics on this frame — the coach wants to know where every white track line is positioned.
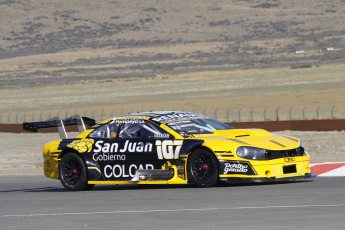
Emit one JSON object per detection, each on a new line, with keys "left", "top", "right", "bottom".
{"left": 2, "top": 204, "right": 345, "bottom": 218}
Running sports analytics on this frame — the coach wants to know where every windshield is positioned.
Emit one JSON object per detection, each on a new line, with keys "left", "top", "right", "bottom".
{"left": 166, "top": 118, "right": 233, "bottom": 136}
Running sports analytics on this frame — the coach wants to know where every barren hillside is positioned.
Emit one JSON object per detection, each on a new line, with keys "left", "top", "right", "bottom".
{"left": 1, "top": 0, "right": 345, "bottom": 89}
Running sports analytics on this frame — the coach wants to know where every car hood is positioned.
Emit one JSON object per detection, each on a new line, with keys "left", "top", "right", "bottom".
{"left": 199, "top": 129, "right": 301, "bottom": 151}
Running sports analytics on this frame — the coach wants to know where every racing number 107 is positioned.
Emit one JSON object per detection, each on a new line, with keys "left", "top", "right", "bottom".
{"left": 155, "top": 140, "right": 183, "bottom": 159}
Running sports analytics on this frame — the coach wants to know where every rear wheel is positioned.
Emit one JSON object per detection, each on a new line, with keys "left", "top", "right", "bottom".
{"left": 59, "top": 153, "right": 93, "bottom": 191}
{"left": 187, "top": 149, "right": 219, "bottom": 187}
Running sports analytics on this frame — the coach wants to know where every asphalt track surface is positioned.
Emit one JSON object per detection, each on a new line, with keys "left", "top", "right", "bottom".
{"left": 1, "top": 176, "right": 345, "bottom": 230}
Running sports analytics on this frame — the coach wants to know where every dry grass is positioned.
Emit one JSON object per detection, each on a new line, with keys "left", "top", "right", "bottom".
{"left": 1, "top": 63, "right": 344, "bottom": 122}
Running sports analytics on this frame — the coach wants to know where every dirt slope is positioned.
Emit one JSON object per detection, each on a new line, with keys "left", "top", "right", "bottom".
{"left": 1, "top": 0, "right": 345, "bottom": 89}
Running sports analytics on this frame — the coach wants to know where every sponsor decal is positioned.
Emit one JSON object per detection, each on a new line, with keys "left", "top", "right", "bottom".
{"left": 67, "top": 139, "right": 94, "bottom": 153}
{"left": 224, "top": 163, "right": 248, "bottom": 174}
{"left": 93, "top": 140, "right": 183, "bottom": 161}
{"left": 94, "top": 140, "right": 153, "bottom": 153}
{"left": 113, "top": 116, "right": 146, "bottom": 124}
{"left": 154, "top": 133, "right": 170, "bottom": 138}
{"left": 93, "top": 152, "right": 126, "bottom": 161}
{"left": 104, "top": 164, "right": 154, "bottom": 178}
{"left": 156, "top": 140, "right": 183, "bottom": 159}
{"left": 220, "top": 161, "right": 257, "bottom": 175}
{"left": 152, "top": 112, "right": 207, "bottom": 123}
{"left": 284, "top": 157, "right": 295, "bottom": 162}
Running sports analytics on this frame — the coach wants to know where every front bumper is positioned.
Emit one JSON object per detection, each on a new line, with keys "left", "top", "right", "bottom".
{"left": 219, "top": 172, "right": 316, "bottom": 183}
{"left": 218, "top": 158, "right": 312, "bottom": 182}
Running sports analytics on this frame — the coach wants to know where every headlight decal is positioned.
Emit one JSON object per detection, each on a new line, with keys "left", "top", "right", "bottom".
{"left": 268, "top": 140, "right": 286, "bottom": 148}
{"left": 280, "top": 135, "right": 299, "bottom": 143}
{"left": 226, "top": 138, "right": 250, "bottom": 145}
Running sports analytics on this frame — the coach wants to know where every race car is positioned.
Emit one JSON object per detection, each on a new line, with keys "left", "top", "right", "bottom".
{"left": 23, "top": 111, "right": 312, "bottom": 191}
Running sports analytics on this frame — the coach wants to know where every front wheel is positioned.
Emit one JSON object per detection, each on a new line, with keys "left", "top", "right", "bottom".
{"left": 59, "top": 153, "right": 93, "bottom": 191}
{"left": 187, "top": 149, "right": 219, "bottom": 187}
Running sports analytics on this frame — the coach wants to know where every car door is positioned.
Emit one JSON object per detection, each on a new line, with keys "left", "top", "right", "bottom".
{"left": 90, "top": 119, "right": 175, "bottom": 181}
{"left": 114, "top": 120, "right": 172, "bottom": 179}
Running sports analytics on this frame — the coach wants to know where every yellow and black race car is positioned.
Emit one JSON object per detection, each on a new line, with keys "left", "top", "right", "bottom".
{"left": 24, "top": 111, "right": 312, "bottom": 191}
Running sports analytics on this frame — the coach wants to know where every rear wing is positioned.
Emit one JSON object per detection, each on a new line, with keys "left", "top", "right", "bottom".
{"left": 23, "top": 115, "right": 96, "bottom": 139}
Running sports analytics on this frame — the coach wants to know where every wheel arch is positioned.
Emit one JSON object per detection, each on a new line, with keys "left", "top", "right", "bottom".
{"left": 58, "top": 148, "right": 80, "bottom": 160}
{"left": 186, "top": 145, "right": 217, "bottom": 166}
{"left": 58, "top": 148, "right": 102, "bottom": 182}
{"left": 185, "top": 145, "right": 219, "bottom": 187}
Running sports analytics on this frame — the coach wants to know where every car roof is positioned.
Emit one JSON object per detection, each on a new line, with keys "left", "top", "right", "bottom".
{"left": 126, "top": 111, "right": 184, "bottom": 117}
{"left": 110, "top": 111, "right": 209, "bottom": 124}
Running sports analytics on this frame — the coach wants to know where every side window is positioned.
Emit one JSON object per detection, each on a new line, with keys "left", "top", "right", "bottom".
{"left": 89, "top": 123, "right": 119, "bottom": 138}
{"left": 89, "top": 125, "right": 109, "bottom": 138}
{"left": 141, "top": 121, "right": 169, "bottom": 137}
{"left": 109, "top": 122, "right": 120, "bottom": 138}
{"left": 118, "top": 121, "right": 169, "bottom": 138}
{"left": 119, "top": 123, "right": 142, "bottom": 138}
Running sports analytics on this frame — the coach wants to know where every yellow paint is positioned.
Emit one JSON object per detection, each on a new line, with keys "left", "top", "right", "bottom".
{"left": 42, "top": 115, "right": 311, "bottom": 186}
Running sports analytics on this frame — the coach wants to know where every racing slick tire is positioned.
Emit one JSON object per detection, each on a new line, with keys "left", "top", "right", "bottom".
{"left": 59, "top": 152, "right": 94, "bottom": 191}
{"left": 187, "top": 149, "right": 219, "bottom": 187}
